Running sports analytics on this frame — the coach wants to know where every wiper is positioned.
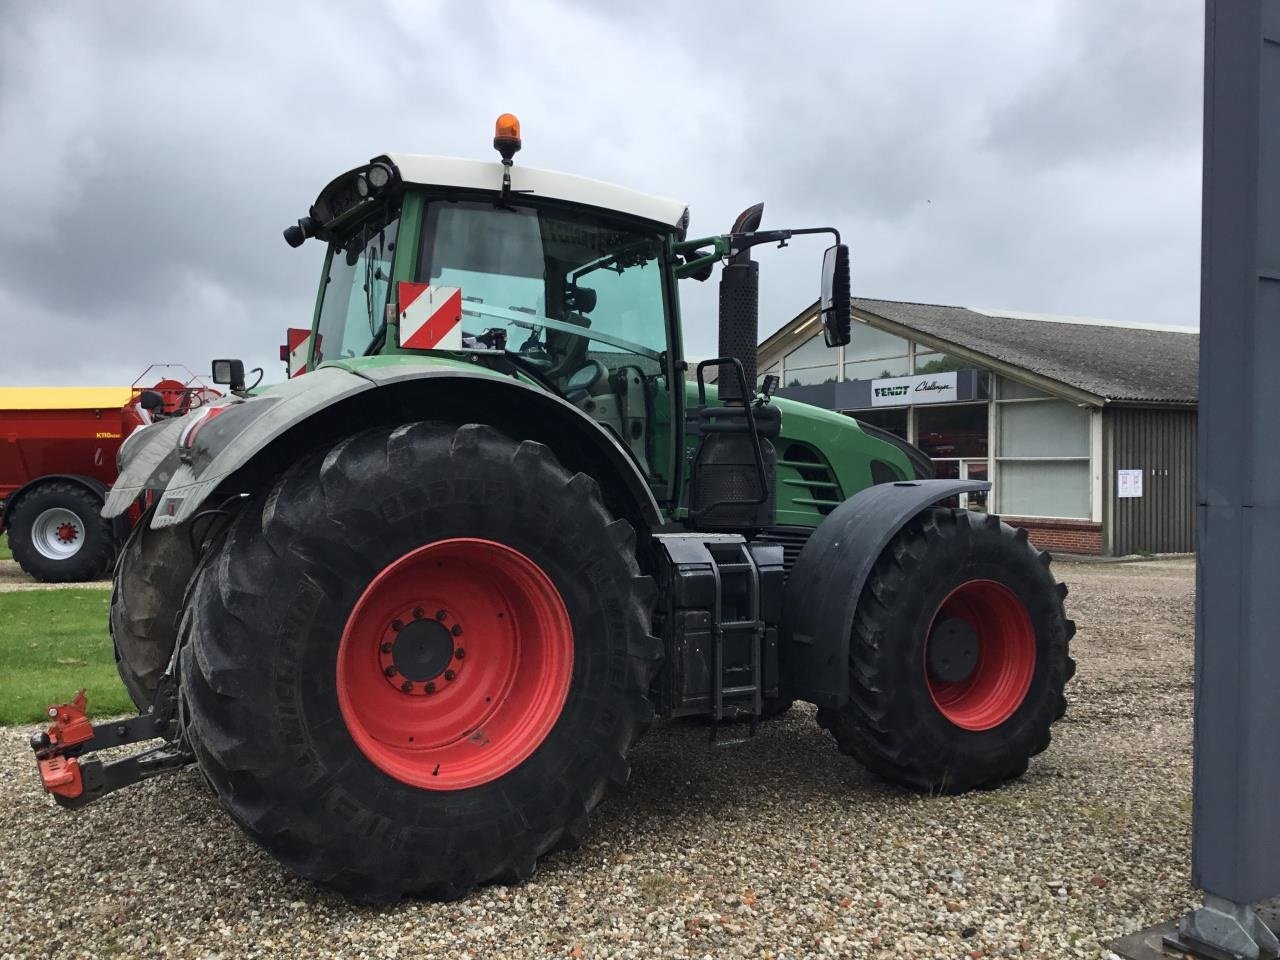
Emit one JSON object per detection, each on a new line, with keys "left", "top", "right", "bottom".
{"left": 463, "top": 301, "right": 661, "bottom": 360}
{"left": 363, "top": 226, "right": 378, "bottom": 336}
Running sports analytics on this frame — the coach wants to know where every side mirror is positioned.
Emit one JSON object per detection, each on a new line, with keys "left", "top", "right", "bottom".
{"left": 212, "top": 358, "right": 246, "bottom": 392}
{"left": 820, "top": 244, "right": 852, "bottom": 347}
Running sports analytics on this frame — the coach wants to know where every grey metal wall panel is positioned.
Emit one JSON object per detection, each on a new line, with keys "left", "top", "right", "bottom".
{"left": 1109, "top": 407, "right": 1198, "bottom": 555}
{"left": 1193, "top": 0, "right": 1280, "bottom": 906}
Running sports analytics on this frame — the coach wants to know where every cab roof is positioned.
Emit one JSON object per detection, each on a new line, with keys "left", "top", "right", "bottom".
{"left": 379, "top": 154, "right": 688, "bottom": 229}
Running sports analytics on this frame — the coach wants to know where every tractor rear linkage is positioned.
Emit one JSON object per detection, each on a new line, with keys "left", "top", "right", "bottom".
{"left": 30, "top": 675, "right": 191, "bottom": 809}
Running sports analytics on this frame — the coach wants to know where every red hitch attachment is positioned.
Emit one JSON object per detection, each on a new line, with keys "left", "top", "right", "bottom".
{"left": 30, "top": 678, "right": 191, "bottom": 809}
{"left": 33, "top": 690, "right": 95, "bottom": 799}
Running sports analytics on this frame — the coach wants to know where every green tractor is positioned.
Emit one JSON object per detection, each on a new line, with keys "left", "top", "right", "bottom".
{"left": 32, "top": 115, "right": 1074, "bottom": 902}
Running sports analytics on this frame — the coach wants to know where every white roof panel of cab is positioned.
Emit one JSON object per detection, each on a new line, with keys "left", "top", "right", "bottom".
{"left": 381, "top": 154, "right": 688, "bottom": 228}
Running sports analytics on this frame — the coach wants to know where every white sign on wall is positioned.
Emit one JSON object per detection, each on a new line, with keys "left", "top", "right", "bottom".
{"left": 1117, "top": 469, "right": 1144, "bottom": 498}
{"left": 870, "top": 371, "right": 959, "bottom": 407}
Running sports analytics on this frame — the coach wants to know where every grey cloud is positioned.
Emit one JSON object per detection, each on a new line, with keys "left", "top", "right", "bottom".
{"left": 0, "top": 0, "right": 1203, "bottom": 386}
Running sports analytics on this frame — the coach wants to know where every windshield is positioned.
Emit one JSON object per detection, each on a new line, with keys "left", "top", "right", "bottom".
{"left": 314, "top": 211, "right": 400, "bottom": 364}
{"left": 418, "top": 201, "right": 668, "bottom": 373}
{"left": 418, "top": 199, "right": 676, "bottom": 495}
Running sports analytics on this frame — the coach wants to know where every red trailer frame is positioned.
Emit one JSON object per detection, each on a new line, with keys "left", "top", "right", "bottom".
{"left": 0, "top": 365, "right": 215, "bottom": 583}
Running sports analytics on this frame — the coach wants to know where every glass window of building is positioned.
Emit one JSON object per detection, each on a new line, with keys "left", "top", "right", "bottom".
{"left": 998, "top": 399, "right": 1088, "bottom": 458}
{"left": 913, "top": 352, "right": 969, "bottom": 374}
{"left": 999, "top": 378, "right": 1053, "bottom": 401}
{"left": 997, "top": 461, "right": 1090, "bottom": 517}
{"left": 845, "top": 355, "right": 911, "bottom": 381}
{"left": 916, "top": 405, "right": 988, "bottom": 458}
{"left": 915, "top": 405, "right": 990, "bottom": 511}
{"left": 783, "top": 333, "right": 839, "bottom": 386}
{"left": 785, "top": 334, "right": 835, "bottom": 369}
{"left": 786, "top": 364, "right": 839, "bottom": 386}
{"left": 846, "top": 325, "right": 909, "bottom": 363}
{"left": 994, "top": 377, "right": 1091, "bottom": 519}
{"left": 849, "top": 408, "right": 908, "bottom": 440}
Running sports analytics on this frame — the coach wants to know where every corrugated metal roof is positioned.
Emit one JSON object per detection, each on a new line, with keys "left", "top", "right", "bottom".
{"left": 0, "top": 387, "right": 133, "bottom": 411}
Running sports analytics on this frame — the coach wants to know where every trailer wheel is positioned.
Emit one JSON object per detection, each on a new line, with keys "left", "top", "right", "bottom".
{"left": 7, "top": 481, "right": 115, "bottom": 583}
{"left": 817, "top": 509, "right": 1075, "bottom": 793}
{"left": 178, "top": 423, "right": 660, "bottom": 901}
{"left": 109, "top": 505, "right": 197, "bottom": 709}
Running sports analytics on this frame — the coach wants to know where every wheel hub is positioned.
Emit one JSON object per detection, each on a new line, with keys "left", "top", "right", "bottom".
{"left": 924, "top": 579, "right": 1037, "bottom": 732}
{"left": 378, "top": 609, "right": 463, "bottom": 695}
{"left": 337, "top": 537, "right": 574, "bottom": 790}
{"left": 927, "top": 617, "right": 979, "bottom": 683}
{"left": 31, "top": 507, "right": 87, "bottom": 561}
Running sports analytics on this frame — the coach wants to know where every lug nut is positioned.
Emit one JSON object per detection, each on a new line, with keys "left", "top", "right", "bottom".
{"left": 380, "top": 642, "right": 393, "bottom": 654}
{"left": 401, "top": 680, "right": 413, "bottom": 693}
{"left": 425, "top": 682, "right": 437, "bottom": 694}
{"left": 444, "top": 669, "right": 456, "bottom": 681}
{"left": 435, "top": 609, "right": 447, "bottom": 621}
{"left": 413, "top": 607, "right": 424, "bottom": 620}
{"left": 384, "top": 666, "right": 397, "bottom": 677}
{"left": 391, "top": 619, "right": 403, "bottom": 632}
{"left": 451, "top": 624, "right": 463, "bottom": 637}
{"left": 454, "top": 648, "right": 466, "bottom": 660}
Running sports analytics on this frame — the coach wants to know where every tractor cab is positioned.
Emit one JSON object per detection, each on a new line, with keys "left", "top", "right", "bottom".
{"left": 280, "top": 114, "right": 852, "bottom": 513}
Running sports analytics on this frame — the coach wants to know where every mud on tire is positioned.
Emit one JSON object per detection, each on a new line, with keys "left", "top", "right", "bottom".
{"left": 110, "top": 505, "right": 198, "bottom": 710}
{"left": 178, "top": 422, "right": 661, "bottom": 902}
{"left": 818, "top": 509, "right": 1075, "bottom": 793}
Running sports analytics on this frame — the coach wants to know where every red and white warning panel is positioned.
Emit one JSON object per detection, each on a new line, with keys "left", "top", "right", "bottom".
{"left": 281, "top": 327, "right": 313, "bottom": 377}
{"left": 398, "top": 282, "right": 462, "bottom": 351}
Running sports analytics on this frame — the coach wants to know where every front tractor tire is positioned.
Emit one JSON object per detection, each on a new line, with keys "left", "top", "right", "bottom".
{"left": 178, "top": 423, "right": 660, "bottom": 901}
{"left": 818, "top": 509, "right": 1075, "bottom": 794}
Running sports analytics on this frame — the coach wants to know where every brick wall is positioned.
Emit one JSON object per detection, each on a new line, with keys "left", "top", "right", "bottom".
{"left": 996, "top": 516, "right": 1105, "bottom": 556}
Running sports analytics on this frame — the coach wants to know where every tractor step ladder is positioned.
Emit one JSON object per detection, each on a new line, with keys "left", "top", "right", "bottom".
{"left": 707, "top": 544, "right": 764, "bottom": 746}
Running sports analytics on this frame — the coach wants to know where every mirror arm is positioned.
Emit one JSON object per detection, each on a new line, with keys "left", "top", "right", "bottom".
{"left": 673, "top": 227, "right": 843, "bottom": 280}
{"left": 727, "top": 226, "right": 841, "bottom": 258}
{"left": 673, "top": 235, "right": 731, "bottom": 279}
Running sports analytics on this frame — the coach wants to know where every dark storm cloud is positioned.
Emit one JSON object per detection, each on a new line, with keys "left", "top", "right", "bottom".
{"left": 0, "top": 1, "right": 1203, "bottom": 386}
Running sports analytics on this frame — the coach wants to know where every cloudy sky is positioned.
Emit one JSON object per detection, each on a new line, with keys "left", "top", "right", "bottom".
{"left": 0, "top": 1, "right": 1203, "bottom": 387}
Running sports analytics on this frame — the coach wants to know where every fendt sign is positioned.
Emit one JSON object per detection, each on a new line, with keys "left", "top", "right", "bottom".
{"left": 870, "top": 371, "right": 958, "bottom": 407}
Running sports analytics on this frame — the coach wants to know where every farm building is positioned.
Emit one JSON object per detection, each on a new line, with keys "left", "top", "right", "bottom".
{"left": 756, "top": 299, "right": 1199, "bottom": 557}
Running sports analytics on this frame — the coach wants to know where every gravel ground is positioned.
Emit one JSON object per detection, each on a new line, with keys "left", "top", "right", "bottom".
{"left": 0, "top": 558, "right": 110, "bottom": 593}
{"left": 0, "top": 558, "right": 1197, "bottom": 960}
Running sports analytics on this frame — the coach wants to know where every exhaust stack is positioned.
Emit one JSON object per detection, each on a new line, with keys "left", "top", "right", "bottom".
{"left": 717, "top": 203, "right": 764, "bottom": 403}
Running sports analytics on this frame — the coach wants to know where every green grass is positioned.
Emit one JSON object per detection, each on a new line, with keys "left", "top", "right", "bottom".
{"left": 0, "top": 532, "right": 11, "bottom": 561}
{"left": 0, "top": 588, "right": 131, "bottom": 725}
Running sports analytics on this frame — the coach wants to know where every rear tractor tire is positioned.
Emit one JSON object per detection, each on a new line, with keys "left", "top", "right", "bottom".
{"left": 178, "top": 422, "right": 661, "bottom": 901}
{"left": 7, "top": 481, "right": 116, "bottom": 583}
{"left": 818, "top": 509, "right": 1075, "bottom": 793}
{"left": 110, "top": 505, "right": 198, "bottom": 710}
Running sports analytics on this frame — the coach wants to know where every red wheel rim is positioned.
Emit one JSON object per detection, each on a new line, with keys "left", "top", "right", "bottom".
{"left": 924, "top": 580, "right": 1036, "bottom": 731}
{"left": 336, "top": 538, "right": 573, "bottom": 790}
